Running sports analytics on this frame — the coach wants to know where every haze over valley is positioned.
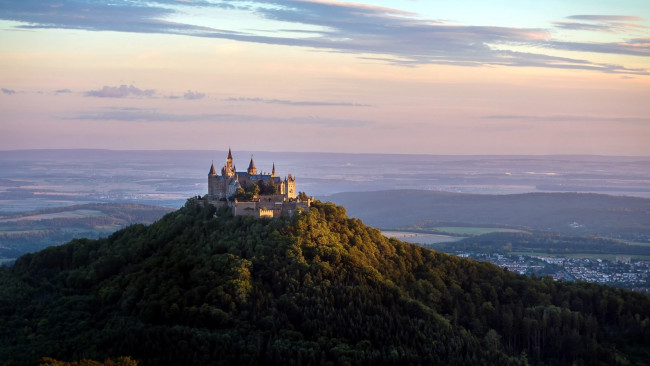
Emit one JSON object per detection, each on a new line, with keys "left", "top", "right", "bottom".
{"left": 1, "top": 150, "right": 648, "bottom": 214}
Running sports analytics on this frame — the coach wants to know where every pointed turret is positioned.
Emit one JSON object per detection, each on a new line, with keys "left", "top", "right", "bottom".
{"left": 222, "top": 148, "right": 235, "bottom": 178}
{"left": 225, "top": 147, "right": 233, "bottom": 169}
{"left": 247, "top": 155, "right": 257, "bottom": 175}
{"left": 209, "top": 160, "right": 217, "bottom": 175}
{"left": 271, "top": 162, "right": 276, "bottom": 177}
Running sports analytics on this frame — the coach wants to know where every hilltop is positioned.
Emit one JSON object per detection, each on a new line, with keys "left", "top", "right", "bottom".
{"left": 1, "top": 200, "right": 649, "bottom": 365}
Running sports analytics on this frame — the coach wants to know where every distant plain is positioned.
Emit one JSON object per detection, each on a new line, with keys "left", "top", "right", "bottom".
{"left": 1, "top": 149, "right": 649, "bottom": 270}
{"left": 1, "top": 149, "right": 649, "bottom": 213}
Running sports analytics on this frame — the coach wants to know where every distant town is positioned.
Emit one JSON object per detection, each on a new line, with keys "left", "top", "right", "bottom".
{"left": 448, "top": 251, "right": 650, "bottom": 293}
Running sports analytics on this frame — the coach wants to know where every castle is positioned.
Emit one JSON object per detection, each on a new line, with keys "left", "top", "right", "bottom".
{"left": 204, "top": 148, "right": 310, "bottom": 218}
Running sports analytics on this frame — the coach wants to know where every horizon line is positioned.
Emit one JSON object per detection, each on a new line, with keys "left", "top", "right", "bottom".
{"left": 0, "top": 148, "right": 649, "bottom": 159}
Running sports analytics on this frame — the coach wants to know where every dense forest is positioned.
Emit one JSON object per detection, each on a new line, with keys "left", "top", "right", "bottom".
{"left": 1, "top": 200, "right": 649, "bottom": 365}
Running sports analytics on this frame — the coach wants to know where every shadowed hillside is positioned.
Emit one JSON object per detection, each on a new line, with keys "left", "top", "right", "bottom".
{"left": 1, "top": 200, "right": 649, "bottom": 365}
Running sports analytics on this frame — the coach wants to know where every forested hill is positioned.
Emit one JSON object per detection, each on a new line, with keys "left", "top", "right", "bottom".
{"left": 1, "top": 201, "right": 649, "bottom": 365}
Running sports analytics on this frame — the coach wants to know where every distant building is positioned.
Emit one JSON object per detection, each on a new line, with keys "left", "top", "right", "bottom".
{"left": 616, "top": 256, "right": 631, "bottom": 264}
{"left": 202, "top": 148, "right": 310, "bottom": 218}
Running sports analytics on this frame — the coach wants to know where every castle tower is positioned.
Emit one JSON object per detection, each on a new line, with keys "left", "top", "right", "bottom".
{"left": 282, "top": 174, "right": 296, "bottom": 199}
{"left": 287, "top": 174, "right": 296, "bottom": 199}
{"left": 271, "top": 163, "right": 276, "bottom": 177}
{"left": 208, "top": 161, "right": 218, "bottom": 200}
{"left": 247, "top": 155, "right": 257, "bottom": 175}
{"left": 222, "top": 148, "right": 235, "bottom": 178}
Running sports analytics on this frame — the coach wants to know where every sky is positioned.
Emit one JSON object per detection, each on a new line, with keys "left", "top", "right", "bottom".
{"left": 1, "top": 0, "right": 649, "bottom": 155}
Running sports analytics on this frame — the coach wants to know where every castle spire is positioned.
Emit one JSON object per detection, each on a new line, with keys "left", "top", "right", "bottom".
{"left": 247, "top": 155, "right": 257, "bottom": 175}
{"left": 209, "top": 160, "right": 217, "bottom": 175}
{"left": 271, "top": 162, "right": 276, "bottom": 177}
{"left": 225, "top": 147, "right": 234, "bottom": 170}
{"left": 223, "top": 148, "right": 235, "bottom": 178}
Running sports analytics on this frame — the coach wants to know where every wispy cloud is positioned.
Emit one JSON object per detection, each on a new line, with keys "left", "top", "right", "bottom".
{"left": 55, "top": 88, "right": 72, "bottom": 94}
{"left": 183, "top": 90, "right": 206, "bottom": 100}
{"left": 85, "top": 84, "right": 156, "bottom": 98}
{"left": 546, "top": 38, "right": 650, "bottom": 58}
{"left": 1, "top": 1, "right": 648, "bottom": 74}
{"left": 71, "top": 107, "right": 375, "bottom": 127}
{"left": 482, "top": 114, "right": 649, "bottom": 124}
{"left": 555, "top": 15, "right": 649, "bottom": 34}
{"left": 1, "top": 0, "right": 232, "bottom": 35}
{"left": 225, "top": 97, "right": 371, "bottom": 107}
{"left": 2, "top": 88, "right": 16, "bottom": 95}
{"left": 553, "top": 22, "right": 613, "bottom": 32}
{"left": 567, "top": 15, "right": 644, "bottom": 22}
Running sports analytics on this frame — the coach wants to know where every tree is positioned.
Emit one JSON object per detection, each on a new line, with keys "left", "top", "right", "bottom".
{"left": 259, "top": 180, "right": 277, "bottom": 195}
{"left": 233, "top": 187, "right": 246, "bottom": 201}
{"left": 246, "top": 182, "right": 260, "bottom": 197}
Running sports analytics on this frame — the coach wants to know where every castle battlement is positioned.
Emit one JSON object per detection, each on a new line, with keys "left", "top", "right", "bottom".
{"left": 205, "top": 149, "right": 310, "bottom": 218}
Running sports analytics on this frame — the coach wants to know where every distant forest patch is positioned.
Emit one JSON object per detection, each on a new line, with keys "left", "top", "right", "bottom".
{"left": 326, "top": 190, "right": 650, "bottom": 241}
{"left": 428, "top": 231, "right": 650, "bottom": 258}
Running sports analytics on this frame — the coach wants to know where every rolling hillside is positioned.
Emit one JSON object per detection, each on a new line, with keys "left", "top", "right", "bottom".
{"left": 325, "top": 190, "right": 650, "bottom": 240}
{"left": 1, "top": 200, "right": 648, "bottom": 365}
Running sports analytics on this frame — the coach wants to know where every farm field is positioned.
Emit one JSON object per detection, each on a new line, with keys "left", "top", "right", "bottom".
{"left": 435, "top": 226, "right": 528, "bottom": 235}
{"left": 0, "top": 209, "right": 106, "bottom": 222}
{"left": 382, "top": 231, "right": 463, "bottom": 245}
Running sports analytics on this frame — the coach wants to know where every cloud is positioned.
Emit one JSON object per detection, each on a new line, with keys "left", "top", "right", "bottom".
{"left": 2, "top": 88, "right": 16, "bottom": 95}
{"left": 567, "top": 15, "right": 644, "bottom": 22}
{"left": 184, "top": 90, "right": 206, "bottom": 100}
{"left": 549, "top": 16, "right": 650, "bottom": 61}
{"left": 553, "top": 22, "right": 612, "bottom": 32}
{"left": 546, "top": 38, "right": 650, "bottom": 58}
{"left": 2, "top": 0, "right": 215, "bottom": 34}
{"left": 72, "top": 107, "right": 375, "bottom": 127}
{"left": 1, "top": 1, "right": 648, "bottom": 74}
{"left": 85, "top": 84, "right": 156, "bottom": 98}
{"left": 555, "top": 15, "right": 649, "bottom": 34}
{"left": 55, "top": 88, "right": 72, "bottom": 94}
{"left": 482, "top": 114, "right": 649, "bottom": 124}
{"left": 225, "top": 97, "right": 371, "bottom": 107}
